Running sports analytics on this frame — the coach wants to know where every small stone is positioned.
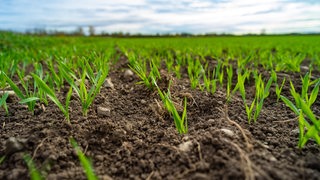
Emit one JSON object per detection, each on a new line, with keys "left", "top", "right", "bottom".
{"left": 49, "top": 154, "right": 58, "bottom": 161}
{"left": 140, "top": 99, "right": 147, "bottom": 104}
{"left": 95, "top": 155, "right": 104, "bottom": 161}
{"left": 207, "top": 119, "right": 216, "bottom": 124}
{"left": 192, "top": 173, "right": 210, "bottom": 180}
{"left": 100, "top": 174, "right": 113, "bottom": 180}
{"left": 97, "top": 106, "right": 111, "bottom": 117}
{"left": 182, "top": 136, "right": 190, "bottom": 141}
{"left": 104, "top": 78, "right": 114, "bottom": 89}
{"left": 220, "top": 128, "right": 235, "bottom": 137}
{"left": 196, "top": 161, "right": 210, "bottom": 170}
{"left": 0, "top": 90, "right": 15, "bottom": 96}
{"left": 124, "top": 122, "right": 133, "bottom": 132}
{"left": 300, "top": 65, "right": 309, "bottom": 72}
{"left": 269, "top": 155, "right": 277, "bottom": 162}
{"left": 5, "top": 137, "right": 26, "bottom": 155}
{"left": 291, "top": 128, "right": 299, "bottom": 135}
{"left": 178, "top": 141, "right": 193, "bottom": 152}
{"left": 124, "top": 69, "right": 134, "bottom": 78}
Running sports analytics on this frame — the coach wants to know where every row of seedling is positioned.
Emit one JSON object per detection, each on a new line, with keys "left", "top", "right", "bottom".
{"left": 0, "top": 51, "right": 112, "bottom": 123}
{"left": 126, "top": 47, "right": 319, "bottom": 148}
{"left": 125, "top": 50, "right": 188, "bottom": 134}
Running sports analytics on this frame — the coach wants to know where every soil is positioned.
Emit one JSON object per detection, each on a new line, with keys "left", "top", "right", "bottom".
{"left": 1, "top": 55, "right": 320, "bottom": 180}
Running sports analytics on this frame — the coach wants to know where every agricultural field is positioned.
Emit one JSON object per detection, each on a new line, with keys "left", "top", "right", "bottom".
{"left": 1, "top": 31, "right": 320, "bottom": 179}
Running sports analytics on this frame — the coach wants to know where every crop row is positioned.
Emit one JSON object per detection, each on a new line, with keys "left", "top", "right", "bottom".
{"left": 1, "top": 32, "right": 320, "bottom": 149}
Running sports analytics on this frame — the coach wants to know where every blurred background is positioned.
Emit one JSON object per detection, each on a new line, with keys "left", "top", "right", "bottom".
{"left": 1, "top": 0, "right": 319, "bottom": 35}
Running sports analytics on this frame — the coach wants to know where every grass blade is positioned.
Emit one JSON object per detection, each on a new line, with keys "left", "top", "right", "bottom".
{"left": 300, "top": 99, "right": 320, "bottom": 131}
{"left": 70, "top": 138, "right": 98, "bottom": 180}
{"left": 2, "top": 72, "right": 25, "bottom": 99}
{"left": 0, "top": 92, "right": 9, "bottom": 115}
{"left": 32, "top": 73, "right": 69, "bottom": 122}
{"left": 0, "top": 156, "right": 5, "bottom": 164}
{"left": 280, "top": 95, "right": 299, "bottom": 115}
{"left": 23, "top": 154, "right": 43, "bottom": 180}
{"left": 19, "top": 97, "right": 40, "bottom": 104}
{"left": 309, "top": 79, "right": 320, "bottom": 106}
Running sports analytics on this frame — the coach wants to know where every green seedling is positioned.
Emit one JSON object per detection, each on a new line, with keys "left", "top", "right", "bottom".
{"left": 34, "top": 63, "right": 49, "bottom": 105}
{"left": 173, "top": 64, "right": 181, "bottom": 79}
{"left": 299, "top": 99, "right": 320, "bottom": 147}
{"left": 48, "top": 60, "right": 64, "bottom": 91}
{"left": 281, "top": 95, "right": 320, "bottom": 148}
{"left": 211, "top": 78, "right": 217, "bottom": 95}
{"left": 275, "top": 78, "right": 286, "bottom": 102}
{"left": 226, "top": 65, "right": 233, "bottom": 101}
{"left": 0, "top": 92, "right": 9, "bottom": 115}
{"left": 253, "top": 75, "right": 273, "bottom": 122}
{"left": 271, "top": 70, "right": 285, "bottom": 102}
{"left": 128, "top": 55, "right": 160, "bottom": 90}
{"left": 173, "top": 54, "right": 183, "bottom": 79}
{"left": 2, "top": 71, "right": 39, "bottom": 114}
{"left": 301, "top": 72, "right": 320, "bottom": 107}
{"left": 280, "top": 72, "right": 320, "bottom": 148}
{"left": 59, "top": 61, "right": 109, "bottom": 116}
{"left": 70, "top": 138, "right": 98, "bottom": 180}
{"left": 202, "top": 70, "right": 210, "bottom": 92}
{"left": 23, "top": 154, "right": 44, "bottom": 180}
{"left": 155, "top": 80, "right": 188, "bottom": 134}
{"left": 187, "top": 57, "right": 203, "bottom": 89}
{"left": 0, "top": 156, "right": 5, "bottom": 164}
{"left": 286, "top": 72, "right": 320, "bottom": 109}
{"left": 32, "top": 73, "right": 72, "bottom": 123}
{"left": 275, "top": 53, "right": 306, "bottom": 72}
{"left": 232, "top": 70, "right": 257, "bottom": 122}
{"left": 215, "top": 60, "right": 224, "bottom": 87}
{"left": 166, "top": 52, "right": 174, "bottom": 73}
{"left": 237, "top": 52, "right": 253, "bottom": 69}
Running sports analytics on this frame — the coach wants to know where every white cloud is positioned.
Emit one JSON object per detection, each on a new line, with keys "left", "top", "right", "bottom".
{"left": 0, "top": 0, "right": 319, "bottom": 34}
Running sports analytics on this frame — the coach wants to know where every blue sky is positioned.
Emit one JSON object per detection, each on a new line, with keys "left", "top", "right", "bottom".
{"left": 1, "top": 0, "right": 319, "bottom": 34}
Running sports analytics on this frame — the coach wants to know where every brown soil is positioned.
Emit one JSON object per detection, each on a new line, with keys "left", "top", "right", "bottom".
{"left": 1, "top": 56, "right": 320, "bottom": 180}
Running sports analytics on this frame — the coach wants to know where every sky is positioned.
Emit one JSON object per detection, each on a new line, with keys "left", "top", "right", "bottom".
{"left": 1, "top": 0, "right": 320, "bottom": 35}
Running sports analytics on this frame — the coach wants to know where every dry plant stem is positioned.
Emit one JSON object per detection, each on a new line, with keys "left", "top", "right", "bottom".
{"left": 146, "top": 171, "right": 155, "bottom": 180}
{"left": 32, "top": 137, "right": 49, "bottom": 159}
{"left": 177, "top": 92, "right": 197, "bottom": 106}
{"left": 220, "top": 105, "right": 253, "bottom": 151}
{"left": 221, "top": 138, "right": 254, "bottom": 180}
{"left": 196, "top": 141, "right": 203, "bottom": 161}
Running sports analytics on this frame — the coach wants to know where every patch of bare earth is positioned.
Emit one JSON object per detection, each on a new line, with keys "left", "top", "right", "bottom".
{"left": 1, "top": 57, "right": 320, "bottom": 180}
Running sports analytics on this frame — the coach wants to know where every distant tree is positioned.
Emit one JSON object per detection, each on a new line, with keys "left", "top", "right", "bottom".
{"left": 74, "top": 27, "right": 84, "bottom": 36}
{"left": 89, "top": 26, "right": 95, "bottom": 36}
{"left": 33, "top": 28, "right": 47, "bottom": 35}
{"left": 260, "top": 29, "right": 266, "bottom": 35}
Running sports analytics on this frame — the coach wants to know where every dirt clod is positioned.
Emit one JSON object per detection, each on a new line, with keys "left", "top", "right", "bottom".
{"left": 4, "top": 137, "right": 27, "bottom": 155}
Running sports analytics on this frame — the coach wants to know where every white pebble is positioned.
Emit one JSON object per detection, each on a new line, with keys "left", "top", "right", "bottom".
{"left": 220, "top": 128, "right": 235, "bottom": 137}
{"left": 97, "top": 106, "right": 111, "bottom": 117}
{"left": 178, "top": 141, "right": 193, "bottom": 152}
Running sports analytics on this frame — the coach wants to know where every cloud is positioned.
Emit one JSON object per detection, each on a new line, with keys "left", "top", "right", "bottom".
{"left": 0, "top": 0, "right": 319, "bottom": 34}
